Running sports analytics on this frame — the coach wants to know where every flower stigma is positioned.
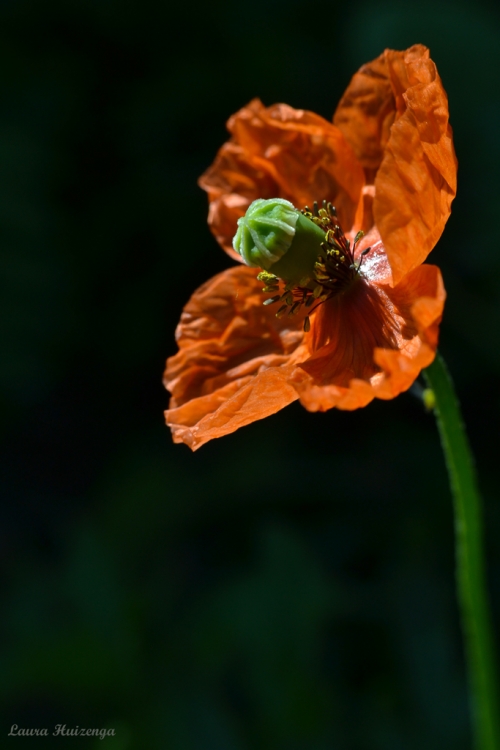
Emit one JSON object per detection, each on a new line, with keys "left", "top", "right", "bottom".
{"left": 233, "top": 198, "right": 371, "bottom": 332}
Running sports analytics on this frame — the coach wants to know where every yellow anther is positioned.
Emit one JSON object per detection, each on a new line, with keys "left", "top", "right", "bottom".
{"left": 257, "top": 271, "right": 279, "bottom": 283}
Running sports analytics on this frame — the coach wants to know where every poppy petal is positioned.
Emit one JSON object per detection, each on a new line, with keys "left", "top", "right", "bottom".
{"left": 199, "top": 99, "right": 365, "bottom": 260}
{"left": 166, "top": 368, "right": 300, "bottom": 451}
{"left": 164, "top": 265, "right": 308, "bottom": 450}
{"left": 290, "top": 263, "right": 445, "bottom": 410}
{"left": 333, "top": 49, "right": 397, "bottom": 171}
{"left": 374, "top": 48, "right": 457, "bottom": 284}
{"left": 198, "top": 141, "right": 278, "bottom": 262}
{"left": 299, "top": 279, "right": 400, "bottom": 387}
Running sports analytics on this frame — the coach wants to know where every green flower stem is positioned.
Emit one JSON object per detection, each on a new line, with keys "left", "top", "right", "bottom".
{"left": 423, "top": 353, "right": 500, "bottom": 750}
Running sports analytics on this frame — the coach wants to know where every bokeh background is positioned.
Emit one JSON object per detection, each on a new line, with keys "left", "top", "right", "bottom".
{"left": 2, "top": 0, "right": 499, "bottom": 747}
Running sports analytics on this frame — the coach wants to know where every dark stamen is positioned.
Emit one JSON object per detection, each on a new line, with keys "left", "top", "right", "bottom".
{"left": 259, "top": 200, "right": 374, "bottom": 327}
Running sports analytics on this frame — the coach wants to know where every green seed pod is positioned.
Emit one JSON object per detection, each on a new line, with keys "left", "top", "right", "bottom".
{"left": 269, "top": 212, "right": 327, "bottom": 286}
{"left": 233, "top": 198, "right": 327, "bottom": 286}
{"left": 233, "top": 198, "right": 299, "bottom": 268}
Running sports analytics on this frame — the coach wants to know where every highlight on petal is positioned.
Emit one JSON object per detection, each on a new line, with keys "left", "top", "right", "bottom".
{"left": 199, "top": 98, "right": 365, "bottom": 260}
{"left": 164, "top": 265, "right": 309, "bottom": 450}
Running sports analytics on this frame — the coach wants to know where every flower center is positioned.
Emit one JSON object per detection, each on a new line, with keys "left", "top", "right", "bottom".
{"left": 258, "top": 201, "right": 371, "bottom": 332}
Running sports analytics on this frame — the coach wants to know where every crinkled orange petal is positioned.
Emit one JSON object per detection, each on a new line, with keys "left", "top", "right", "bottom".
{"left": 166, "top": 368, "right": 301, "bottom": 451}
{"left": 333, "top": 49, "right": 398, "bottom": 171}
{"left": 334, "top": 45, "right": 457, "bottom": 286}
{"left": 291, "top": 263, "right": 445, "bottom": 411}
{"left": 198, "top": 141, "right": 278, "bottom": 263}
{"left": 301, "top": 279, "right": 400, "bottom": 387}
{"left": 374, "top": 48, "right": 457, "bottom": 285}
{"left": 381, "top": 261, "right": 445, "bottom": 352}
{"left": 164, "top": 265, "right": 309, "bottom": 450}
{"left": 199, "top": 98, "right": 365, "bottom": 260}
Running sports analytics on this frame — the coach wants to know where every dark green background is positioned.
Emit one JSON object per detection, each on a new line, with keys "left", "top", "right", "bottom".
{"left": 2, "top": 0, "right": 499, "bottom": 748}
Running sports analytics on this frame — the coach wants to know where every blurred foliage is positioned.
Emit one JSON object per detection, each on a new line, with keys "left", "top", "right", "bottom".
{"left": 1, "top": 0, "right": 499, "bottom": 747}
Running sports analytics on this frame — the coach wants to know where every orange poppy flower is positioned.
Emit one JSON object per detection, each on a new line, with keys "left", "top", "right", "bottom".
{"left": 164, "top": 44, "right": 457, "bottom": 450}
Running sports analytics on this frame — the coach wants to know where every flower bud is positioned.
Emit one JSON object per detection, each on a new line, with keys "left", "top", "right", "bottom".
{"left": 233, "top": 198, "right": 327, "bottom": 285}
